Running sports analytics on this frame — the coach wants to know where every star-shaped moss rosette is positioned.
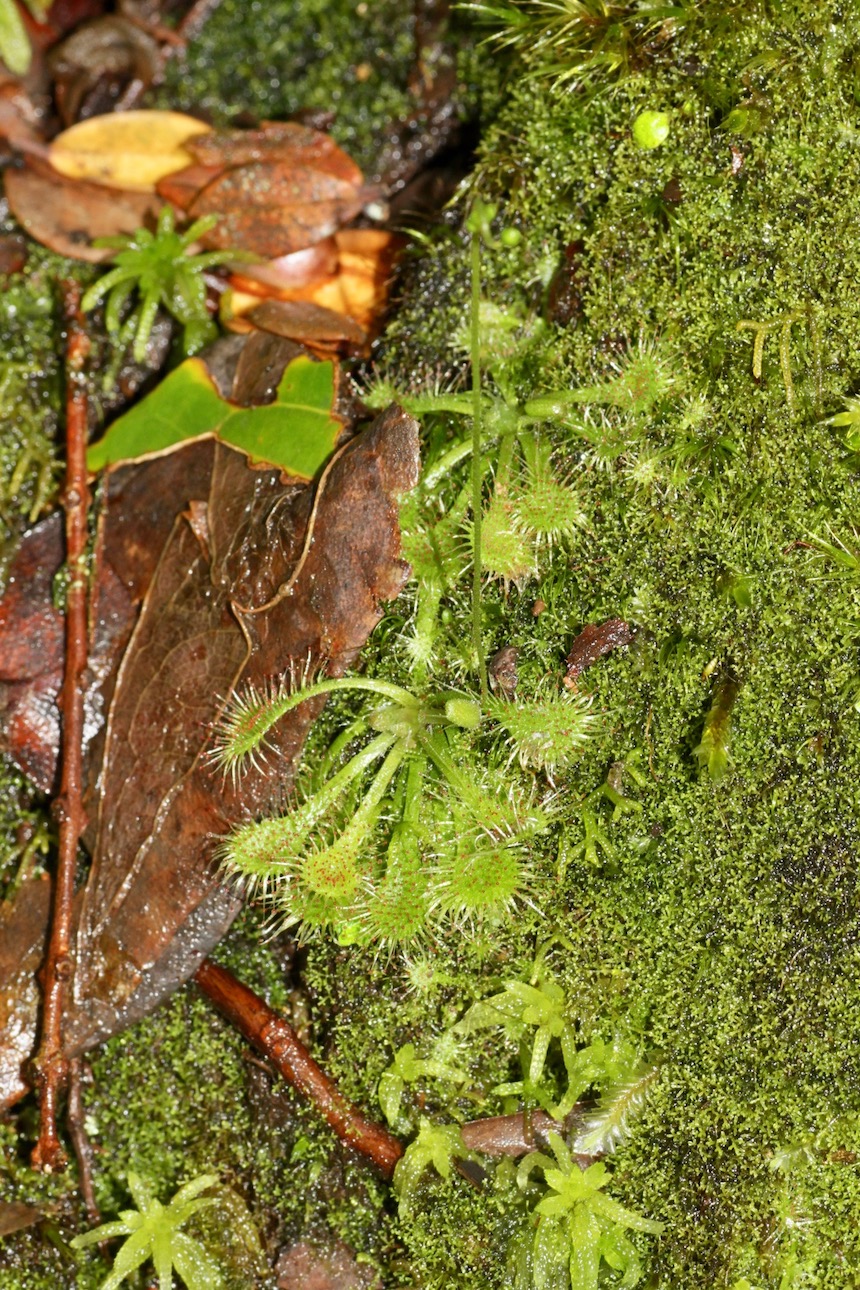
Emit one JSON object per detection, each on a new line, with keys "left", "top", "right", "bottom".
{"left": 80, "top": 206, "right": 239, "bottom": 362}
{"left": 515, "top": 1136, "right": 663, "bottom": 1290}
{"left": 70, "top": 1172, "right": 222, "bottom": 1290}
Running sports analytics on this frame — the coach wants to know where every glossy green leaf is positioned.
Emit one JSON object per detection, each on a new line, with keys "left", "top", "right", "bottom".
{"left": 87, "top": 354, "right": 341, "bottom": 480}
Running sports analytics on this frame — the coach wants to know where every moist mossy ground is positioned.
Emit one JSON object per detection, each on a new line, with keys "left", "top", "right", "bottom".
{"left": 5, "top": 2, "right": 860, "bottom": 1288}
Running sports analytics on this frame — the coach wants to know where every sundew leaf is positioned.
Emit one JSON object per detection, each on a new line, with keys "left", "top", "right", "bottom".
{"left": 86, "top": 354, "right": 342, "bottom": 480}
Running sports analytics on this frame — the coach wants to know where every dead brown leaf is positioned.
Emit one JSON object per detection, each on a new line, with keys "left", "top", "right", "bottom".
{"left": 0, "top": 403, "right": 419, "bottom": 1111}
{"left": 48, "top": 16, "right": 160, "bottom": 126}
{"left": 154, "top": 158, "right": 221, "bottom": 209}
{"left": 564, "top": 618, "right": 634, "bottom": 688}
{"left": 4, "top": 157, "right": 160, "bottom": 261}
{"left": 0, "top": 1200, "right": 49, "bottom": 1237}
{"left": 187, "top": 161, "right": 368, "bottom": 257}
{"left": 186, "top": 121, "right": 364, "bottom": 188}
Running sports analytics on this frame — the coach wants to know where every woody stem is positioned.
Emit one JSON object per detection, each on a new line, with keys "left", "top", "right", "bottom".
{"left": 31, "top": 282, "right": 91, "bottom": 1172}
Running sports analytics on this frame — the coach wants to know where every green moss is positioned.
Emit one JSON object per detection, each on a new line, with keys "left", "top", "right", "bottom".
{"left": 363, "top": 4, "right": 860, "bottom": 1284}
{"left": 0, "top": 255, "right": 63, "bottom": 553}
{"left": 156, "top": 0, "right": 484, "bottom": 176}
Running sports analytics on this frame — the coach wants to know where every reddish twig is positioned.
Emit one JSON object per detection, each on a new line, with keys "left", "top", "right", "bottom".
{"left": 194, "top": 958, "right": 403, "bottom": 1179}
{"left": 30, "top": 283, "right": 91, "bottom": 1172}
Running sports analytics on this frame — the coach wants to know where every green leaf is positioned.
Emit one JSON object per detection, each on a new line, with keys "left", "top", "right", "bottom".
{"left": 87, "top": 355, "right": 342, "bottom": 480}
{"left": 70, "top": 1220, "right": 133, "bottom": 1248}
{"left": 0, "top": 0, "right": 31, "bottom": 75}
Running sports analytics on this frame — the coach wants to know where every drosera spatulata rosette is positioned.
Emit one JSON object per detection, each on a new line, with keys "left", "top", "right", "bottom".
{"left": 213, "top": 669, "right": 566, "bottom": 946}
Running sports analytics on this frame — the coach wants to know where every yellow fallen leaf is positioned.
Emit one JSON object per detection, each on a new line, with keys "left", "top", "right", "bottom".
{"left": 49, "top": 110, "right": 211, "bottom": 193}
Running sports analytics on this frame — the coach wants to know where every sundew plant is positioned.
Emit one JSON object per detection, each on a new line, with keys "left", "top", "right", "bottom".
{"left": 216, "top": 198, "right": 607, "bottom": 948}
{"left": 216, "top": 669, "right": 594, "bottom": 946}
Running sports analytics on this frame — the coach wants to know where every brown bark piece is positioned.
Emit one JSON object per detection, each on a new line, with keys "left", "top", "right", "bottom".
{"left": 564, "top": 618, "right": 634, "bottom": 688}
{"left": 0, "top": 405, "right": 419, "bottom": 1111}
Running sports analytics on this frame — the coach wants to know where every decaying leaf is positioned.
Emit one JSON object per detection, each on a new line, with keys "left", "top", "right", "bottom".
{"left": 4, "top": 157, "right": 160, "bottom": 262}
{"left": 187, "top": 161, "right": 369, "bottom": 258}
{"left": 227, "top": 229, "right": 403, "bottom": 344}
{"left": 186, "top": 121, "right": 365, "bottom": 187}
{"left": 48, "top": 108, "right": 209, "bottom": 191}
{"left": 0, "top": 1200, "right": 48, "bottom": 1237}
{"left": 48, "top": 15, "right": 160, "bottom": 126}
{"left": 0, "top": 403, "right": 420, "bottom": 1110}
{"left": 0, "top": 510, "right": 66, "bottom": 791}
{"left": 153, "top": 119, "right": 376, "bottom": 258}
{"left": 0, "top": 230, "right": 26, "bottom": 273}
{"left": 564, "top": 618, "right": 635, "bottom": 688}
{"left": 86, "top": 352, "right": 344, "bottom": 477}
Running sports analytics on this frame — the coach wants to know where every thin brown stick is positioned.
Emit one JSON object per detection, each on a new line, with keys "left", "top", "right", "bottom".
{"left": 194, "top": 958, "right": 403, "bottom": 1179}
{"left": 67, "top": 1059, "right": 100, "bottom": 1226}
{"left": 30, "top": 283, "right": 91, "bottom": 1172}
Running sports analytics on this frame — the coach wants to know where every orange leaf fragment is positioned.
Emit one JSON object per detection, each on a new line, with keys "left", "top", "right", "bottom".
{"left": 227, "top": 229, "right": 403, "bottom": 344}
{"left": 48, "top": 109, "right": 210, "bottom": 193}
{"left": 332, "top": 229, "right": 403, "bottom": 334}
{"left": 228, "top": 229, "right": 404, "bottom": 343}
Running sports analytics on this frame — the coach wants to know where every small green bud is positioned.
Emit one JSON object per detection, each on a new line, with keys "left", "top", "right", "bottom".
{"left": 444, "top": 697, "right": 482, "bottom": 729}
{"left": 466, "top": 198, "right": 498, "bottom": 238}
{"left": 633, "top": 109, "right": 670, "bottom": 149}
{"left": 336, "top": 921, "right": 366, "bottom": 947}
{"left": 500, "top": 227, "right": 522, "bottom": 247}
